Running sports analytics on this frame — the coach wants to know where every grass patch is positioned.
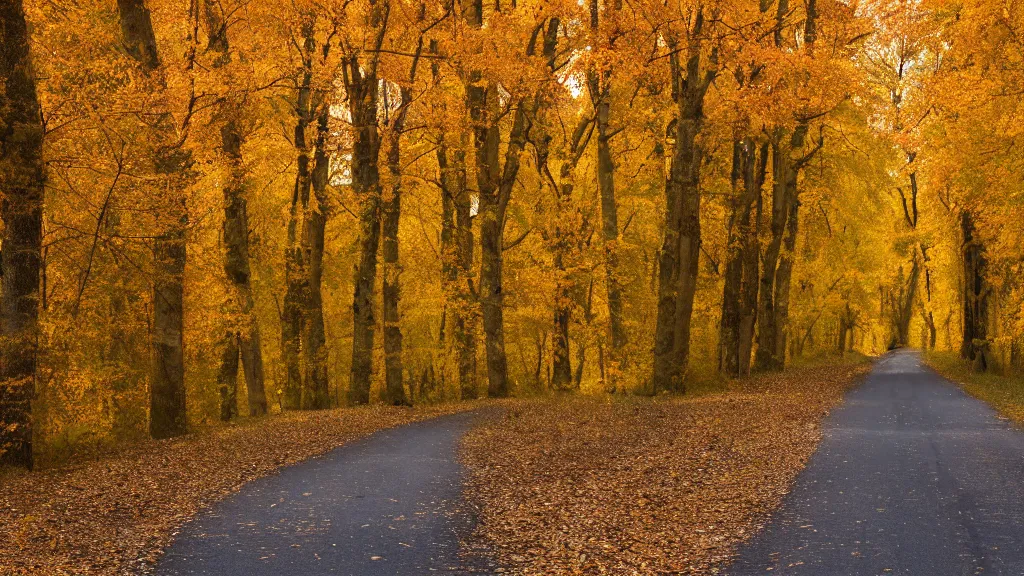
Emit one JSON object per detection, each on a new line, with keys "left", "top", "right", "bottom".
{"left": 925, "top": 349, "right": 1024, "bottom": 424}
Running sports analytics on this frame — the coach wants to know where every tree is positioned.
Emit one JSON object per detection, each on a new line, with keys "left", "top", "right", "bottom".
{"left": 651, "top": 7, "right": 718, "bottom": 394}
{"left": 0, "top": 0, "right": 45, "bottom": 469}
{"left": 116, "top": 0, "right": 192, "bottom": 439}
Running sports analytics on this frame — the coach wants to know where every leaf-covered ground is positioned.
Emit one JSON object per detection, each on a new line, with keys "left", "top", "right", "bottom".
{"left": 0, "top": 404, "right": 470, "bottom": 575}
{"left": 460, "top": 362, "right": 871, "bottom": 575}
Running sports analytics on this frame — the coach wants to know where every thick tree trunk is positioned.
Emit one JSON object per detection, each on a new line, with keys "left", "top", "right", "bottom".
{"left": 207, "top": 0, "right": 267, "bottom": 418}
{"left": 348, "top": 49, "right": 383, "bottom": 405}
{"left": 117, "top": 0, "right": 190, "bottom": 440}
{"left": 475, "top": 86, "right": 510, "bottom": 398}
{"left": 738, "top": 146, "right": 766, "bottom": 376}
{"left": 149, "top": 203, "right": 188, "bottom": 439}
{"left": 651, "top": 28, "right": 714, "bottom": 395}
{"left": 719, "top": 142, "right": 745, "bottom": 376}
{"left": 0, "top": 0, "right": 45, "bottom": 469}
{"left": 961, "top": 210, "right": 988, "bottom": 371}
{"left": 551, "top": 246, "right": 574, "bottom": 391}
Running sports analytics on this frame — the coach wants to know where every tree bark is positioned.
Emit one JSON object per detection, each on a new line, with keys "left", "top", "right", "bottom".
{"left": 380, "top": 77, "right": 418, "bottom": 405}
{"left": 651, "top": 21, "right": 715, "bottom": 395}
{"left": 719, "top": 138, "right": 765, "bottom": 377}
{"left": 303, "top": 104, "right": 330, "bottom": 409}
{"left": 587, "top": 0, "right": 625, "bottom": 392}
{"left": 281, "top": 17, "right": 315, "bottom": 409}
{"left": 347, "top": 8, "right": 387, "bottom": 403}
{"left": 0, "top": 0, "right": 45, "bottom": 469}
{"left": 206, "top": 0, "right": 267, "bottom": 418}
{"left": 773, "top": 192, "right": 799, "bottom": 363}
{"left": 437, "top": 136, "right": 477, "bottom": 399}
{"left": 961, "top": 210, "right": 988, "bottom": 371}
{"left": 117, "top": 0, "right": 190, "bottom": 440}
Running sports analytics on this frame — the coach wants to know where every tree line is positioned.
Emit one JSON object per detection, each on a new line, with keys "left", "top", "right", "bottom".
{"left": 1, "top": 0, "right": 1017, "bottom": 469}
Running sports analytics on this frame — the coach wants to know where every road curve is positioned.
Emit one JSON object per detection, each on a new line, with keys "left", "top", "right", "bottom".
{"left": 154, "top": 411, "right": 491, "bottom": 576}
{"left": 728, "top": 350, "right": 1024, "bottom": 575}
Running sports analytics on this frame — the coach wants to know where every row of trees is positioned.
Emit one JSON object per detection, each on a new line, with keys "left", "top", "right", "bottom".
{"left": 1, "top": 0, "right": 1017, "bottom": 469}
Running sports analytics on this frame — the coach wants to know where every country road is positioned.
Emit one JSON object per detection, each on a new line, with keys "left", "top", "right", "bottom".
{"left": 729, "top": 350, "right": 1024, "bottom": 575}
{"left": 154, "top": 411, "right": 490, "bottom": 576}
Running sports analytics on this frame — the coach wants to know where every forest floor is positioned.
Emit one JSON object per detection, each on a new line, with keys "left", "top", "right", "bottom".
{"left": 926, "top": 349, "right": 1024, "bottom": 424}
{"left": 460, "top": 357, "right": 872, "bottom": 575}
{"left": 0, "top": 402, "right": 472, "bottom": 575}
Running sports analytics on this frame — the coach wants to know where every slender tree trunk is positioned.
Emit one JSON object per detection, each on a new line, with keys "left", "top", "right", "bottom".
{"left": 773, "top": 193, "right": 799, "bottom": 363}
{"left": 217, "top": 332, "right": 239, "bottom": 421}
{"left": 537, "top": 91, "right": 588, "bottom": 393}
{"left": 281, "top": 17, "right": 315, "bottom": 409}
{"left": 587, "top": 0, "right": 625, "bottom": 391}
{"left": 117, "top": 0, "right": 191, "bottom": 440}
{"left": 651, "top": 24, "right": 715, "bottom": 394}
{"left": 206, "top": 0, "right": 267, "bottom": 418}
{"left": 303, "top": 105, "right": 330, "bottom": 409}
{"left": 0, "top": 0, "right": 44, "bottom": 468}
{"left": 437, "top": 137, "right": 477, "bottom": 399}
{"left": 381, "top": 81, "right": 416, "bottom": 406}
{"left": 470, "top": 18, "right": 557, "bottom": 398}
{"left": 961, "top": 210, "right": 988, "bottom": 371}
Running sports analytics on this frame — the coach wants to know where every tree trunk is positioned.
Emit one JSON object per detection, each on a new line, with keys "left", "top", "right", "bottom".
{"left": 437, "top": 138, "right": 478, "bottom": 400}
{"left": 206, "top": 0, "right": 267, "bottom": 418}
{"left": 738, "top": 145, "right": 766, "bottom": 376}
{"left": 471, "top": 18, "right": 558, "bottom": 398}
{"left": 281, "top": 17, "right": 315, "bottom": 409}
{"left": 218, "top": 332, "right": 239, "bottom": 421}
{"left": 651, "top": 24, "right": 715, "bottom": 395}
{"left": 773, "top": 191, "right": 799, "bottom": 363}
{"left": 587, "top": 0, "right": 626, "bottom": 391}
{"left": 117, "top": 0, "right": 191, "bottom": 440}
{"left": 348, "top": 47, "right": 384, "bottom": 405}
{"left": 755, "top": 139, "right": 793, "bottom": 371}
{"left": 303, "top": 105, "right": 330, "bottom": 409}
{"left": 961, "top": 210, "right": 988, "bottom": 371}
{"left": 0, "top": 0, "right": 44, "bottom": 469}
{"left": 380, "top": 83, "right": 414, "bottom": 406}
{"left": 719, "top": 139, "right": 765, "bottom": 377}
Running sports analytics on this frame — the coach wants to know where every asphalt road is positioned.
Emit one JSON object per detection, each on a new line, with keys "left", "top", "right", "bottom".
{"left": 729, "top": 350, "right": 1024, "bottom": 575}
{"left": 154, "top": 411, "right": 491, "bottom": 576}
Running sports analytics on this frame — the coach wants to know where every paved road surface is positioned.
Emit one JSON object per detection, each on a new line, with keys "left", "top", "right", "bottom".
{"left": 155, "top": 412, "right": 490, "bottom": 576}
{"left": 729, "top": 350, "right": 1024, "bottom": 575}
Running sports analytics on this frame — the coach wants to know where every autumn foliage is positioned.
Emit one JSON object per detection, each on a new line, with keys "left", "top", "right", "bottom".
{"left": 0, "top": 0, "right": 1020, "bottom": 469}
